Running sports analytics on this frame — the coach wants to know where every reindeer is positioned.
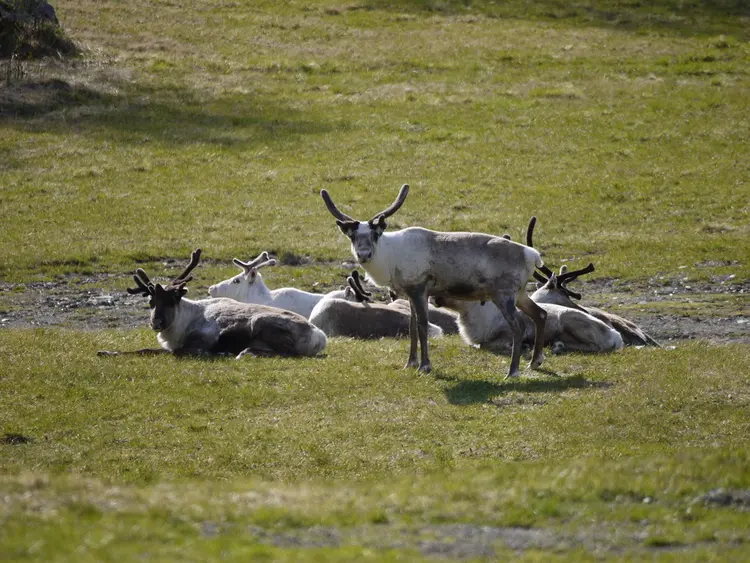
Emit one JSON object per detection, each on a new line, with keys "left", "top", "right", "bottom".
{"left": 526, "top": 218, "right": 661, "bottom": 347}
{"left": 321, "top": 184, "right": 547, "bottom": 377}
{"left": 208, "top": 252, "right": 326, "bottom": 318}
{"left": 431, "top": 221, "right": 624, "bottom": 354}
{"left": 432, "top": 297, "right": 623, "bottom": 355}
{"left": 309, "top": 271, "right": 444, "bottom": 339}
{"left": 98, "top": 250, "right": 327, "bottom": 358}
{"left": 349, "top": 274, "right": 459, "bottom": 335}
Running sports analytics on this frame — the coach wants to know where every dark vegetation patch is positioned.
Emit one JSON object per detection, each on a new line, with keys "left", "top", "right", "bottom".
{"left": 3, "top": 432, "right": 33, "bottom": 444}
{"left": 699, "top": 489, "right": 750, "bottom": 509}
{"left": 0, "top": 0, "right": 77, "bottom": 60}
{"left": 357, "top": 0, "right": 750, "bottom": 39}
{"left": 279, "top": 252, "right": 312, "bottom": 266}
{"left": 0, "top": 78, "right": 105, "bottom": 117}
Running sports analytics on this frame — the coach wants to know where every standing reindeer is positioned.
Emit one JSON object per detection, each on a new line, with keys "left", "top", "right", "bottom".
{"left": 320, "top": 184, "right": 546, "bottom": 377}
{"left": 98, "top": 249, "right": 327, "bottom": 358}
{"left": 526, "top": 218, "right": 661, "bottom": 347}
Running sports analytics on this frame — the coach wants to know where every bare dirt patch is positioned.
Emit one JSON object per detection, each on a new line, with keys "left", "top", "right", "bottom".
{"left": 0, "top": 270, "right": 748, "bottom": 345}
{"left": 199, "top": 520, "right": 738, "bottom": 558}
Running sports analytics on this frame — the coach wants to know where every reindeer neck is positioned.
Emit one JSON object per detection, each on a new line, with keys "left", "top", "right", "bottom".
{"left": 156, "top": 298, "right": 206, "bottom": 351}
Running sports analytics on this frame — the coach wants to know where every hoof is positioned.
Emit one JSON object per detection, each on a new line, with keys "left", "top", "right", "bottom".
{"left": 418, "top": 363, "right": 432, "bottom": 374}
{"left": 504, "top": 370, "right": 520, "bottom": 380}
{"left": 529, "top": 353, "right": 546, "bottom": 370}
{"left": 236, "top": 350, "right": 256, "bottom": 359}
{"left": 404, "top": 360, "right": 419, "bottom": 369}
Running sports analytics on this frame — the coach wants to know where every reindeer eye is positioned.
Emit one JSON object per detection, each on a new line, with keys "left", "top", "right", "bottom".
{"left": 232, "top": 279, "right": 240, "bottom": 284}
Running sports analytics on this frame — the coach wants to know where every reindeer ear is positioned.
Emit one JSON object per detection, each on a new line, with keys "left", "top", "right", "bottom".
{"left": 344, "top": 286, "right": 354, "bottom": 299}
{"left": 336, "top": 220, "right": 359, "bottom": 237}
{"left": 369, "top": 215, "right": 387, "bottom": 235}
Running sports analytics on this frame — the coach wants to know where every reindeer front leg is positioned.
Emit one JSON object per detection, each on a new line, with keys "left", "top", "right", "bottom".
{"left": 405, "top": 297, "right": 420, "bottom": 369}
{"left": 407, "top": 287, "right": 431, "bottom": 373}
{"left": 414, "top": 293, "right": 432, "bottom": 373}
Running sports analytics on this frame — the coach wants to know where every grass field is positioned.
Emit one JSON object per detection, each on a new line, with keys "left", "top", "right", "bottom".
{"left": 1, "top": 0, "right": 749, "bottom": 560}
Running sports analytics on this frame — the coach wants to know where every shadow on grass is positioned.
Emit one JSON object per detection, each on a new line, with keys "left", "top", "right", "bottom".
{"left": 0, "top": 76, "right": 344, "bottom": 149}
{"left": 359, "top": 0, "right": 749, "bottom": 39}
{"left": 441, "top": 372, "right": 613, "bottom": 405}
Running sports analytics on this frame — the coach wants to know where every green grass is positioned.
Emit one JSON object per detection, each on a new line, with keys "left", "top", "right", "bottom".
{"left": 1, "top": 0, "right": 749, "bottom": 559}
{"left": 1, "top": 331, "right": 749, "bottom": 558}
{"left": 1, "top": 0, "right": 748, "bottom": 282}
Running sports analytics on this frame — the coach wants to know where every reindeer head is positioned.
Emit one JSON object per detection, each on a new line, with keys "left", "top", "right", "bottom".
{"left": 320, "top": 184, "right": 409, "bottom": 264}
{"left": 525, "top": 216, "right": 595, "bottom": 306}
{"left": 346, "top": 270, "right": 373, "bottom": 303}
{"left": 207, "top": 251, "right": 275, "bottom": 299}
{"left": 128, "top": 249, "right": 202, "bottom": 332}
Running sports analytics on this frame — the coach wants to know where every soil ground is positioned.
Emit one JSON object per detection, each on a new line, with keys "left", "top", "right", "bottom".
{"left": 1, "top": 267, "right": 747, "bottom": 345}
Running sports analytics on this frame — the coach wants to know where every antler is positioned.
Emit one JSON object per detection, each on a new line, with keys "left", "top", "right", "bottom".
{"left": 233, "top": 251, "right": 271, "bottom": 272}
{"left": 368, "top": 184, "right": 409, "bottom": 223}
{"left": 557, "top": 262, "right": 595, "bottom": 284}
{"left": 169, "top": 248, "right": 202, "bottom": 287}
{"left": 555, "top": 276, "right": 583, "bottom": 301}
{"left": 350, "top": 270, "right": 372, "bottom": 297}
{"left": 526, "top": 216, "right": 555, "bottom": 278}
{"left": 346, "top": 273, "right": 371, "bottom": 303}
{"left": 127, "top": 268, "right": 155, "bottom": 296}
{"left": 320, "top": 190, "right": 355, "bottom": 222}
{"left": 552, "top": 262, "right": 594, "bottom": 301}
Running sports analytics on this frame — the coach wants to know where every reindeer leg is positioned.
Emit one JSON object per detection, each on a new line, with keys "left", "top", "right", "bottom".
{"left": 410, "top": 290, "right": 431, "bottom": 373}
{"left": 97, "top": 348, "right": 169, "bottom": 357}
{"left": 236, "top": 340, "right": 277, "bottom": 359}
{"left": 405, "top": 297, "right": 420, "bottom": 369}
{"left": 493, "top": 295, "right": 525, "bottom": 378}
{"left": 516, "top": 291, "right": 546, "bottom": 370}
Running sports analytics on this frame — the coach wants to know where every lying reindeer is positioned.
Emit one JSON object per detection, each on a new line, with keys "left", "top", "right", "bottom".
{"left": 431, "top": 219, "right": 624, "bottom": 355}
{"left": 348, "top": 275, "right": 459, "bottom": 335}
{"left": 98, "top": 249, "right": 327, "bottom": 358}
{"left": 432, "top": 295, "right": 623, "bottom": 355}
{"left": 526, "top": 217, "right": 661, "bottom": 347}
{"left": 309, "top": 271, "right": 443, "bottom": 339}
{"left": 208, "top": 251, "right": 327, "bottom": 318}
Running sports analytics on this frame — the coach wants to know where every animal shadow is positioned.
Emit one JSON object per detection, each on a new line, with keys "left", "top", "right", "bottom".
{"left": 441, "top": 372, "right": 612, "bottom": 406}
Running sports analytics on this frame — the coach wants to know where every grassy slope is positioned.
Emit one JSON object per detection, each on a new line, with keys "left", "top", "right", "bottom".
{"left": 0, "top": 330, "right": 749, "bottom": 559}
{"left": 0, "top": 0, "right": 748, "bottom": 283}
{"left": 1, "top": 0, "right": 749, "bottom": 559}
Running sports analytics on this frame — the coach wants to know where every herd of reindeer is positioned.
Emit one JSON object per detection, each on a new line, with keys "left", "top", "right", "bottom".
{"left": 99, "top": 184, "right": 660, "bottom": 378}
